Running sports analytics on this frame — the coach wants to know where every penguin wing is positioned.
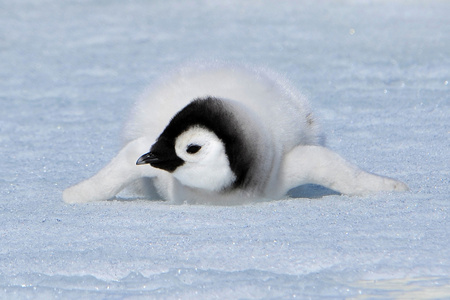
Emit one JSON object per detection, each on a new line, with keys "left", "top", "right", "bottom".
{"left": 274, "top": 145, "right": 409, "bottom": 197}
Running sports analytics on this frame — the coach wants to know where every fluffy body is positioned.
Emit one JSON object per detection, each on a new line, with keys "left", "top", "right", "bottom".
{"left": 63, "top": 64, "right": 408, "bottom": 205}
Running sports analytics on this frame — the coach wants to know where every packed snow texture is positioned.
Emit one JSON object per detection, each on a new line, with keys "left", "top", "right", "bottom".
{"left": 1, "top": 0, "right": 449, "bottom": 298}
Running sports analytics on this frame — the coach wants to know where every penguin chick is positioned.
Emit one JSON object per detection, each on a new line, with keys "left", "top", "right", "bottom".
{"left": 63, "top": 64, "right": 408, "bottom": 204}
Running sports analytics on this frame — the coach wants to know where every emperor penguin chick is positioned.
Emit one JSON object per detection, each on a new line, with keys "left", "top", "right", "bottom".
{"left": 63, "top": 65, "right": 408, "bottom": 204}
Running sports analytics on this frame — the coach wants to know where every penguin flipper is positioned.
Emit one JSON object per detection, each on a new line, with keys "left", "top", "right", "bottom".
{"left": 278, "top": 145, "right": 409, "bottom": 197}
{"left": 63, "top": 137, "right": 159, "bottom": 203}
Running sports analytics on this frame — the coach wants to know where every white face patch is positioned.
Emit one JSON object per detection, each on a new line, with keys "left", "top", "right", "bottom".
{"left": 172, "top": 126, "right": 236, "bottom": 191}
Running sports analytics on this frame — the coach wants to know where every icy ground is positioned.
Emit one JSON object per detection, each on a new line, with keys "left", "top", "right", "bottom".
{"left": 1, "top": 0, "right": 449, "bottom": 298}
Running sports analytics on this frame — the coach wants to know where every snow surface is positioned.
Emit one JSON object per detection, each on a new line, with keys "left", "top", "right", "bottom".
{"left": 1, "top": 0, "right": 449, "bottom": 298}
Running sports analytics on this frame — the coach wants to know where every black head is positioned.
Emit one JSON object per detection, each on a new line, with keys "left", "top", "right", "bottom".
{"left": 136, "top": 97, "right": 254, "bottom": 189}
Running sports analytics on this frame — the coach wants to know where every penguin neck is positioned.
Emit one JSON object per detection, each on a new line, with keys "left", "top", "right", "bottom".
{"left": 220, "top": 99, "right": 278, "bottom": 194}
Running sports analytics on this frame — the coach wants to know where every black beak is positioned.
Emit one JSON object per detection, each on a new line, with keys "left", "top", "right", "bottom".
{"left": 136, "top": 142, "right": 184, "bottom": 172}
{"left": 136, "top": 152, "right": 159, "bottom": 165}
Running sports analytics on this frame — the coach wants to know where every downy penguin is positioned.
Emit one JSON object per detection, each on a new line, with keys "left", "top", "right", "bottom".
{"left": 63, "top": 64, "right": 408, "bottom": 204}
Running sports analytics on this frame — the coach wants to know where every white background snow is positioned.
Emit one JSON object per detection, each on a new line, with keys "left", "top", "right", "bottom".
{"left": 1, "top": 0, "right": 449, "bottom": 298}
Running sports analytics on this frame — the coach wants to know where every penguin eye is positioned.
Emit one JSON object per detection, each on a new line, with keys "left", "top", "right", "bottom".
{"left": 186, "top": 144, "right": 201, "bottom": 154}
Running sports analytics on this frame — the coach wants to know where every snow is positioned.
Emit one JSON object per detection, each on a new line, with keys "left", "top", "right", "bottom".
{"left": 1, "top": 0, "right": 449, "bottom": 298}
